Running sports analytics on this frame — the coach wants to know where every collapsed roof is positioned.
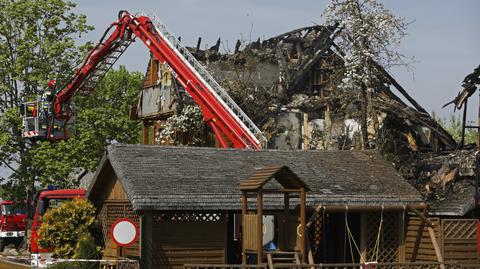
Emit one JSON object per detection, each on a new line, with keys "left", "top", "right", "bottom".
{"left": 186, "top": 25, "right": 457, "bottom": 151}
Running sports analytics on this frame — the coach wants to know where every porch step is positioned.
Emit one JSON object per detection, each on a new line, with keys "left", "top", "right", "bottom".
{"left": 266, "top": 251, "right": 300, "bottom": 269}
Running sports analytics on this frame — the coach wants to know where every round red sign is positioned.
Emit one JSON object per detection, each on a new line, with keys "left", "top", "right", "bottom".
{"left": 110, "top": 218, "right": 138, "bottom": 247}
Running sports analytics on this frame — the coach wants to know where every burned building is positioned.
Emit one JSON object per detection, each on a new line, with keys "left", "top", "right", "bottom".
{"left": 134, "top": 25, "right": 456, "bottom": 153}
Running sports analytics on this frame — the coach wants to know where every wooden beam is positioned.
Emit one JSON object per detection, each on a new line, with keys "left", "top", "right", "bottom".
{"left": 360, "top": 213, "right": 367, "bottom": 263}
{"left": 241, "top": 191, "right": 247, "bottom": 265}
{"left": 411, "top": 207, "right": 427, "bottom": 262}
{"left": 257, "top": 191, "right": 263, "bottom": 264}
{"left": 300, "top": 188, "right": 306, "bottom": 263}
{"left": 398, "top": 212, "right": 406, "bottom": 262}
{"left": 407, "top": 205, "right": 434, "bottom": 227}
{"left": 141, "top": 211, "right": 153, "bottom": 269}
{"left": 461, "top": 99, "right": 468, "bottom": 148}
{"left": 262, "top": 189, "right": 301, "bottom": 193}
{"left": 428, "top": 226, "right": 444, "bottom": 269}
{"left": 371, "top": 59, "right": 428, "bottom": 114}
{"left": 142, "top": 122, "right": 149, "bottom": 145}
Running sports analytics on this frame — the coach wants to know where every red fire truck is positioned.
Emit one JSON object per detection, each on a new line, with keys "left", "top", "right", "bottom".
{"left": 30, "top": 188, "right": 85, "bottom": 267}
{"left": 0, "top": 200, "right": 26, "bottom": 251}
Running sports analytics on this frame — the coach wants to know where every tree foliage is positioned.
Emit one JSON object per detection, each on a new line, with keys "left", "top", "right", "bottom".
{"left": 0, "top": 0, "right": 142, "bottom": 198}
{"left": 434, "top": 113, "right": 477, "bottom": 145}
{"left": 37, "top": 199, "right": 98, "bottom": 258}
{"left": 0, "top": 0, "right": 92, "bottom": 200}
{"left": 0, "top": 0, "right": 92, "bottom": 108}
{"left": 31, "top": 67, "right": 143, "bottom": 187}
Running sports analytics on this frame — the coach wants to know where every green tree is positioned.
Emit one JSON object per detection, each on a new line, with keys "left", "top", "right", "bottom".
{"left": 433, "top": 112, "right": 477, "bottom": 145}
{"left": 0, "top": 0, "right": 93, "bottom": 200}
{"left": 37, "top": 199, "right": 98, "bottom": 258}
{"left": 31, "top": 66, "right": 142, "bottom": 187}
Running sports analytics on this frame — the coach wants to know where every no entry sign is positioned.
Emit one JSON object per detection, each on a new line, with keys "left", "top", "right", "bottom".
{"left": 111, "top": 218, "right": 138, "bottom": 247}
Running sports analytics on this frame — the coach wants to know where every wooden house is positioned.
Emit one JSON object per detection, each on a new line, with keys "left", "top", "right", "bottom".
{"left": 87, "top": 144, "right": 424, "bottom": 268}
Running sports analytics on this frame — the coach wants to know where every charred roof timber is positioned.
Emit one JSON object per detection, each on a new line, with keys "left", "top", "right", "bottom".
{"left": 182, "top": 24, "right": 457, "bottom": 151}
{"left": 444, "top": 64, "right": 480, "bottom": 148}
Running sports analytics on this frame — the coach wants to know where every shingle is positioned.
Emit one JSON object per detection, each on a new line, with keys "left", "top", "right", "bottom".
{"left": 93, "top": 144, "right": 421, "bottom": 211}
{"left": 429, "top": 180, "right": 475, "bottom": 216}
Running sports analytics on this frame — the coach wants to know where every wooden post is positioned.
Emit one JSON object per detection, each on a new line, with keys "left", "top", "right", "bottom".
{"left": 360, "top": 213, "right": 367, "bottom": 263}
{"left": 411, "top": 206, "right": 428, "bottom": 262}
{"left": 411, "top": 217, "right": 425, "bottom": 262}
{"left": 300, "top": 188, "right": 306, "bottom": 263}
{"left": 142, "top": 122, "right": 149, "bottom": 145}
{"left": 397, "top": 212, "right": 406, "bottom": 262}
{"left": 141, "top": 211, "right": 153, "bottom": 269}
{"left": 284, "top": 193, "right": 289, "bottom": 249}
{"left": 257, "top": 191, "right": 263, "bottom": 264}
{"left": 242, "top": 191, "right": 247, "bottom": 265}
{"left": 150, "top": 57, "right": 159, "bottom": 85}
{"left": 115, "top": 245, "right": 122, "bottom": 269}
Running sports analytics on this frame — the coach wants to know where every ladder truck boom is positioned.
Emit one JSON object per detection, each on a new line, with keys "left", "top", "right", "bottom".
{"left": 22, "top": 10, "right": 266, "bottom": 149}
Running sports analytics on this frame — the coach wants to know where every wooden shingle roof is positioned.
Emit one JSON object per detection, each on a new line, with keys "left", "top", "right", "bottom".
{"left": 239, "top": 166, "right": 310, "bottom": 191}
{"left": 87, "top": 144, "right": 422, "bottom": 211}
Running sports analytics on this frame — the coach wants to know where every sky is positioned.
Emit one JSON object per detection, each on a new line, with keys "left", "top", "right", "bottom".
{"left": 71, "top": 0, "right": 478, "bottom": 121}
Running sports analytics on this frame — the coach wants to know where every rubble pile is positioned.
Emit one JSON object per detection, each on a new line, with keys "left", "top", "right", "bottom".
{"left": 393, "top": 150, "right": 477, "bottom": 208}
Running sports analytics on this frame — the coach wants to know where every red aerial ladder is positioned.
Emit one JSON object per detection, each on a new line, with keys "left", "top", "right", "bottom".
{"left": 21, "top": 10, "right": 266, "bottom": 149}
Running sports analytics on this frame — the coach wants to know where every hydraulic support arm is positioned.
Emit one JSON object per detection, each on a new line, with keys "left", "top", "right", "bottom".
{"left": 51, "top": 11, "right": 265, "bottom": 149}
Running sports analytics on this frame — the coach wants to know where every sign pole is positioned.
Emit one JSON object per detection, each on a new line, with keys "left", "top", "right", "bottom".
{"left": 111, "top": 218, "right": 139, "bottom": 267}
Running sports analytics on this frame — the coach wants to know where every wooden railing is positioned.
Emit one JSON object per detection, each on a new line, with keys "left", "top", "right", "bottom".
{"left": 184, "top": 262, "right": 480, "bottom": 269}
{"left": 184, "top": 265, "right": 267, "bottom": 269}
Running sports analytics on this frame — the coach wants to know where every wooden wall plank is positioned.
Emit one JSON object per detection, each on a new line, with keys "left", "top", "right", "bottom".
{"left": 152, "top": 217, "right": 227, "bottom": 269}
{"left": 405, "top": 217, "right": 441, "bottom": 262}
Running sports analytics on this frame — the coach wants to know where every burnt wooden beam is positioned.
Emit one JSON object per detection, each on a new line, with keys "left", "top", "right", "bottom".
{"left": 375, "top": 98, "right": 457, "bottom": 149}
{"left": 371, "top": 59, "right": 428, "bottom": 115}
{"left": 196, "top": 37, "right": 202, "bottom": 50}
{"left": 460, "top": 99, "right": 468, "bottom": 148}
{"left": 287, "top": 35, "right": 341, "bottom": 91}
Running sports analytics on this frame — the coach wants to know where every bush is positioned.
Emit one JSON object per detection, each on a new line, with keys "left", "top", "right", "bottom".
{"left": 37, "top": 199, "right": 98, "bottom": 258}
{"left": 48, "top": 235, "right": 100, "bottom": 269}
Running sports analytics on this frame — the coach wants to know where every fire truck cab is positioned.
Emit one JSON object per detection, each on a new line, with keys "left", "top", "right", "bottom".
{"left": 30, "top": 188, "right": 85, "bottom": 267}
{"left": 0, "top": 200, "right": 26, "bottom": 251}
